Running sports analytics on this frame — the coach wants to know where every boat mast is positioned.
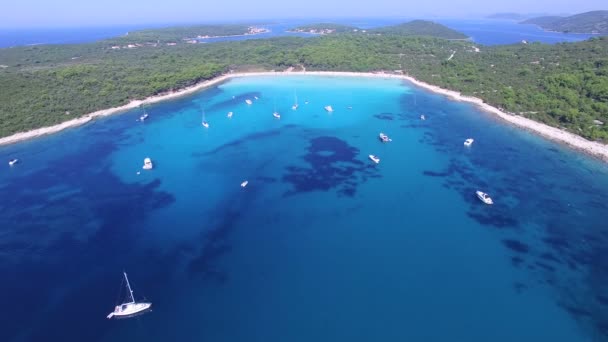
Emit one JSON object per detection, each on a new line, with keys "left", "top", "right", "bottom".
{"left": 123, "top": 272, "right": 135, "bottom": 304}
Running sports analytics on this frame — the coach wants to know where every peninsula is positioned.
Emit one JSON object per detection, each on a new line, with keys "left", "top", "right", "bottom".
{"left": 521, "top": 10, "right": 608, "bottom": 34}
{"left": 1, "top": 21, "right": 607, "bottom": 159}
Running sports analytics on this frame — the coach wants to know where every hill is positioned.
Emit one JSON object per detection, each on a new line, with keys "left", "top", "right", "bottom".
{"left": 522, "top": 10, "right": 608, "bottom": 34}
{"left": 369, "top": 20, "right": 468, "bottom": 39}
{"left": 287, "top": 23, "right": 358, "bottom": 34}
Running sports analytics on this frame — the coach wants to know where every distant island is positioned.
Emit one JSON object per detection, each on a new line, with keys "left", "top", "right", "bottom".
{"left": 287, "top": 20, "right": 468, "bottom": 40}
{"left": 287, "top": 23, "right": 359, "bottom": 35}
{"left": 1, "top": 20, "right": 607, "bottom": 147}
{"left": 521, "top": 10, "right": 608, "bottom": 34}
{"left": 105, "top": 25, "right": 269, "bottom": 46}
{"left": 487, "top": 13, "right": 529, "bottom": 21}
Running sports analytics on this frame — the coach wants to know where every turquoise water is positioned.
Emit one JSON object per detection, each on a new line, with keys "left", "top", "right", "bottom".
{"left": 1, "top": 75, "right": 608, "bottom": 341}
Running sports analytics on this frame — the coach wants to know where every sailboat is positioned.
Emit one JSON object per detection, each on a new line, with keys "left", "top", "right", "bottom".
{"left": 292, "top": 91, "right": 299, "bottom": 110}
{"left": 273, "top": 101, "right": 280, "bottom": 119}
{"left": 139, "top": 105, "right": 149, "bottom": 122}
{"left": 201, "top": 108, "right": 209, "bottom": 128}
{"left": 107, "top": 272, "right": 152, "bottom": 319}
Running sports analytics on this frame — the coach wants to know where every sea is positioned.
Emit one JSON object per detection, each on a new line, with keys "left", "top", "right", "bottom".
{"left": 0, "top": 18, "right": 596, "bottom": 48}
{"left": 1, "top": 75, "right": 608, "bottom": 342}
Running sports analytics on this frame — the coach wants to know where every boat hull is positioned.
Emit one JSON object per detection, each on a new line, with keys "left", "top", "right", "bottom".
{"left": 108, "top": 302, "right": 152, "bottom": 319}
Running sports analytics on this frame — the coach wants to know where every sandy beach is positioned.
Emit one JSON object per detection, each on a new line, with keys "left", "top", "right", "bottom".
{"left": 1, "top": 70, "right": 607, "bottom": 163}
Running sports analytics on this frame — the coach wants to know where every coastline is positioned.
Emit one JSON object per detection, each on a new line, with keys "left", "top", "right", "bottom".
{"left": 1, "top": 70, "right": 607, "bottom": 163}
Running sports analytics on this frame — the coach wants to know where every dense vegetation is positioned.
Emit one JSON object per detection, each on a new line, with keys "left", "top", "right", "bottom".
{"left": 369, "top": 20, "right": 469, "bottom": 39}
{"left": 522, "top": 11, "right": 608, "bottom": 34}
{"left": 287, "top": 23, "right": 358, "bottom": 34}
{"left": 1, "top": 26, "right": 608, "bottom": 141}
{"left": 103, "top": 24, "right": 257, "bottom": 44}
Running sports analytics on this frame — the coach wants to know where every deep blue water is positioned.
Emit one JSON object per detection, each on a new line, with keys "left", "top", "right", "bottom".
{"left": 1, "top": 75, "right": 608, "bottom": 341}
{"left": 0, "top": 18, "right": 596, "bottom": 48}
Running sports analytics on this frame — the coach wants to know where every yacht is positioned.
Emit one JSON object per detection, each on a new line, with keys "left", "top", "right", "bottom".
{"left": 464, "top": 138, "right": 474, "bottom": 147}
{"left": 227, "top": 111, "right": 233, "bottom": 118}
{"left": 369, "top": 155, "right": 380, "bottom": 164}
{"left": 324, "top": 105, "right": 334, "bottom": 112}
{"left": 107, "top": 272, "right": 152, "bottom": 319}
{"left": 241, "top": 180, "right": 249, "bottom": 188}
{"left": 379, "top": 133, "right": 392, "bottom": 143}
{"left": 142, "top": 157, "right": 153, "bottom": 170}
{"left": 8, "top": 158, "right": 18, "bottom": 166}
{"left": 420, "top": 114, "right": 426, "bottom": 120}
{"left": 476, "top": 191, "right": 493, "bottom": 205}
{"left": 245, "top": 99, "right": 253, "bottom": 105}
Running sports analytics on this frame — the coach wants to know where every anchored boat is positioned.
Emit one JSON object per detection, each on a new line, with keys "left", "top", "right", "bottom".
{"left": 107, "top": 272, "right": 152, "bottom": 319}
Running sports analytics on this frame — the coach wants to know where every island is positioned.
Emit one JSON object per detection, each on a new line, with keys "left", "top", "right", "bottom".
{"left": 287, "top": 23, "right": 359, "bottom": 35}
{"left": 103, "top": 25, "right": 269, "bottom": 46}
{"left": 0, "top": 21, "right": 607, "bottom": 152}
{"left": 521, "top": 10, "right": 608, "bottom": 34}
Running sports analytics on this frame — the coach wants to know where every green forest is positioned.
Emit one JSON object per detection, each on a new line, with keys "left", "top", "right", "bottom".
{"left": 1, "top": 24, "right": 607, "bottom": 141}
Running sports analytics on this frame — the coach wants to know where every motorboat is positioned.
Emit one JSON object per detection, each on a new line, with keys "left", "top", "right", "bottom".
{"left": 227, "top": 111, "right": 233, "bottom": 118}
{"left": 304, "top": 100, "right": 309, "bottom": 105}
{"left": 140, "top": 113, "right": 149, "bottom": 121}
{"left": 324, "top": 105, "right": 334, "bottom": 112}
{"left": 369, "top": 154, "right": 380, "bottom": 164}
{"left": 273, "top": 112, "right": 281, "bottom": 119}
{"left": 254, "top": 96, "right": 259, "bottom": 100}
{"left": 347, "top": 106, "right": 353, "bottom": 110}
{"left": 476, "top": 191, "right": 493, "bottom": 205}
{"left": 107, "top": 272, "right": 152, "bottom": 319}
{"left": 292, "top": 104, "right": 299, "bottom": 110}
{"left": 245, "top": 99, "right": 253, "bottom": 105}
{"left": 420, "top": 114, "right": 426, "bottom": 120}
{"left": 379, "top": 133, "right": 392, "bottom": 143}
{"left": 464, "top": 138, "right": 474, "bottom": 147}
{"left": 142, "top": 157, "right": 153, "bottom": 170}
{"left": 241, "top": 180, "right": 249, "bottom": 188}
{"left": 8, "top": 158, "right": 18, "bottom": 166}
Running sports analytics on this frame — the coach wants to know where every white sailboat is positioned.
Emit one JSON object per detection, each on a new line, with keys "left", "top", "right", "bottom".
{"left": 227, "top": 111, "right": 233, "bottom": 118}
{"left": 292, "top": 91, "right": 299, "bottom": 110}
{"left": 202, "top": 109, "right": 209, "bottom": 128}
{"left": 273, "top": 101, "right": 280, "bottom": 119}
{"left": 107, "top": 272, "right": 152, "bottom": 319}
{"left": 139, "top": 106, "right": 149, "bottom": 122}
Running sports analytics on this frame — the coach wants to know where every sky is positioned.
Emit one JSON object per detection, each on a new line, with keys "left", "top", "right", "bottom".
{"left": 0, "top": 0, "right": 605, "bottom": 28}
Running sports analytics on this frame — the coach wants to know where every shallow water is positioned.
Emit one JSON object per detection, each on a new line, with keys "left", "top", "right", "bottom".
{"left": 1, "top": 75, "right": 607, "bottom": 342}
